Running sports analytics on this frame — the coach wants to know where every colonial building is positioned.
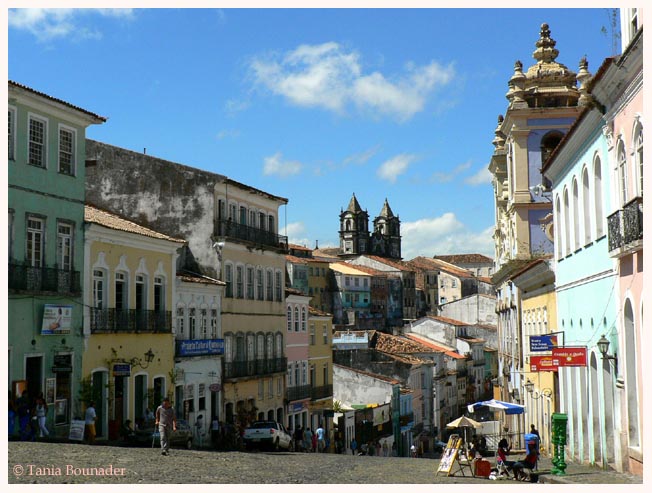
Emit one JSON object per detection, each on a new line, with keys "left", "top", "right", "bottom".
{"left": 85, "top": 140, "right": 289, "bottom": 429}
{"left": 82, "top": 205, "right": 184, "bottom": 440}
{"left": 307, "top": 306, "right": 334, "bottom": 439}
{"left": 8, "top": 81, "right": 105, "bottom": 436}
{"left": 488, "top": 23, "right": 588, "bottom": 428}
{"left": 285, "top": 288, "right": 311, "bottom": 433}
{"left": 433, "top": 253, "right": 494, "bottom": 278}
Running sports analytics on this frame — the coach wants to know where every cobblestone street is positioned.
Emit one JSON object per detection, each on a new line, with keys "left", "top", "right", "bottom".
{"left": 8, "top": 442, "right": 642, "bottom": 485}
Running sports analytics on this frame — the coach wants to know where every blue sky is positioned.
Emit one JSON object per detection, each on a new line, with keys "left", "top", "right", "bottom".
{"left": 7, "top": 6, "right": 619, "bottom": 260}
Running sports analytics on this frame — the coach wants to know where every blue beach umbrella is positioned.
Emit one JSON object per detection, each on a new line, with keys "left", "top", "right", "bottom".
{"left": 467, "top": 399, "right": 525, "bottom": 415}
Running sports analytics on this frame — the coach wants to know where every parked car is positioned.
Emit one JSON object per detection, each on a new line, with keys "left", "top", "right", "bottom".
{"left": 133, "top": 419, "right": 194, "bottom": 449}
{"left": 243, "top": 420, "right": 292, "bottom": 451}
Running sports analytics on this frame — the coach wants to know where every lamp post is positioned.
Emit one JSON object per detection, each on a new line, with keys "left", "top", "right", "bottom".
{"left": 597, "top": 334, "right": 618, "bottom": 371}
{"left": 129, "top": 348, "right": 156, "bottom": 369}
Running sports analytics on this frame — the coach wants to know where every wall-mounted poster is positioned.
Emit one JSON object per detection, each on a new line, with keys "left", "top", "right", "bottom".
{"left": 55, "top": 399, "right": 68, "bottom": 425}
{"left": 45, "top": 378, "right": 56, "bottom": 405}
{"left": 41, "top": 305, "right": 72, "bottom": 335}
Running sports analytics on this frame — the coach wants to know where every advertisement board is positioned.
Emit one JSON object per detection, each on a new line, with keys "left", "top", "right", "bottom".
{"left": 529, "top": 334, "right": 559, "bottom": 352}
{"left": 530, "top": 355, "right": 559, "bottom": 372}
{"left": 176, "top": 339, "right": 225, "bottom": 357}
{"left": 41, "top": 305, "right": 73, "bottom": 335}
{"left": 552, "top": 347, "right": 587, "bottom": 367}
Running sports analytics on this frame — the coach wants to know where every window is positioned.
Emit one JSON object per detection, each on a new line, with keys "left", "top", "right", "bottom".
{"left": 189, "top": 308, "right": 196, "bottom": 339}
{"left": 275, "top": 271, "right": 282, "bottom": 301}
{"left": 354, "top": 277, "right": 359, "bottom": 287}
{"left": 634, "top": 126, "right": 643, "bottom": 196}
{"left": 323, "top": 324, "right": 328, "bottom": 344}
{"left": 323, "top": 364, "right": 329, "bottom": 386}
{"left": 572, "top": 178, "right": 580, "bottom": 251}
{"left": 26, "top": 217, "right": 44, "bottom": 267}
{"left": 301, "top": 307, "right": 307, "bottom": 331}
{"left": 28, "top": 115, "right": 47, "bottom": 168}
{"left": 8, "top": 107, "right": 16, "bottom": 160}
{"left": 268, "top": 215, "right": 275, "bottom": 233}
{"left": 177, "top": 307, "right": 185, "bottom": 337}
{"left": 582, "top": 167, "right": 591, "bottom": 244}
{"left": 246, "top": 266, "right": 254, "bottom": 299}
{"left": 210, "top": 309, "right": 217, "bottom": 338}
{"left": 236, "top": 266, "right": 244, "bottom": 298}
{"left": 136, "top": 274, "right": 147, "bottom": 310}
{"left": 345, "top": 277, "right": 350, "bottom": 287}
{"left": 239, "top": 206, "right": 247, "bottom": 225}
{"left": 287, "top": 365, "right": 293, "bottom": 387}
{"left": 594, "top": 156, "right": 604, "bottom": 237}
{"left": 250, "top": 210, "right": 257, "bottom": 228}
{"left": 268, "top": 378, "right": 273, "bottom": 399}
{"left": 93, "top": 269, "right": 105, "bottom": 309}
{"left": 115, "top": 272, "right": 128, "bottom": 310}
{"left": 201, "top": 308, "right": 208, "bottom": 338}
{"left": 287, "top": 306, "right": 292, "bottom": 331}
{"left": 266, "top": 270, "right": 273, "bottom": 301}
{"left": 363, "top": 278, "right": 368, "bottom": 288}
{"left": 310, "top": 324, "right": 315, "bottom": 345}
{"left": 154, "top": 276, "right": 165, "bottom": 311}
{"left": 229, "top": 204, "right": 237, "bottom": 221}
{"left": 302, "top": 362, "right": 307, "bottom": 385}
{"left": 58, "top": 126, "right": 75, "bottom": 175}
{"left": 618, "top": 139, "right": 628, "bottom": 206}
{"left": 256, "top": 268, "right": 263, "bottom": 300}
{"left": 310, "top": 364, "right": 316, "bottom": 386}
{"left": 259, "top": 212, "right": 266, "bottom": 230}
{"left": 56, "top": 222, "right": 73, "bottom": 270}
{"left": 294, "top": 307, "right": 299, "bottom": 331}
{"left": 225, "top": 264, "right": 233, "bottom": 298}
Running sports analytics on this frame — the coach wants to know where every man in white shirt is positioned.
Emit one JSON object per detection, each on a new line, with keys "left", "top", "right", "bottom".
{"left": 84, "top": 401, "right": 97, "bottom": 444}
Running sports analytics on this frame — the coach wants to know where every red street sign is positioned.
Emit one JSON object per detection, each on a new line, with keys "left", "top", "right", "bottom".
{"left": 530, "top": 355, "right": 558, "bottom": 372}
{"left": 552, "top": 347, "right": 587, "bottom": 367}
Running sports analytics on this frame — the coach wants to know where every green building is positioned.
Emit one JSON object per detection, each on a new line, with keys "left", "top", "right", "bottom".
{"left": 8, "top": 81, "right": 105, "bottom": 436}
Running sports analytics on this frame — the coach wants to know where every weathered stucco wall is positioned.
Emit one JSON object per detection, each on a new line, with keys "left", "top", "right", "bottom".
{"left": 86, "top": 140, "right": 224, "bottom": 277}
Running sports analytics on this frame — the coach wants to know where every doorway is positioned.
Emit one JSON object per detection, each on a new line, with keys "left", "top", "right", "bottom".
{"left": 25, "top": 355, "right": 43, "bottom": 400}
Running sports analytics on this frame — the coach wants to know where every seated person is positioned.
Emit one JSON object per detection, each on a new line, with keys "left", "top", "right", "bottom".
{"left": 512, "top": 450, "right": 538, "bottom": 480}
{"left": 496, "top": 438, "right": 516, "bottom": 476}
{"left": 121, "top": 419, "right": 136, "bottom": 443}
{"left": 478, "top": 435, "right": 488, "bottom": 456}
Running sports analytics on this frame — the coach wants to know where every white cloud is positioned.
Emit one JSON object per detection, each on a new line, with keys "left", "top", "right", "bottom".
{"left": 263, "top": 152, "right": 303, "bottom": 177}
{"left": 430, "top": 159, "right": 472, "bottom": 183}
{"left": 286, "top": 222, "right": 313, "bottom": 248}
{"left": 216, "top": 129, "right": 240, "bottom": 140}
{"left": 343, "top": 145, "right": 381, "bottom": 166}
{"left": 224, "top": 98, "right": 250, "bottom": 115}
{"left": 401, "top": 214, "right": 494, "bottom": 260}
{"left": 465, "top": 167, "right": 493, "bottom": 186}
{"left": 249, "top": 42, "right": 455, "bottom": 121}
{"left": 377, "top": 154, "right": 417, "bottom": 184}
{"left": 9, "top": 8, "right": 134, "bottom": 42}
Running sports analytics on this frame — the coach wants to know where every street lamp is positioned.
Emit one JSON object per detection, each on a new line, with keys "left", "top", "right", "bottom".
{"left": 130, "top": 348, "right": 156, "bottom": 369}
{"left": 524, "top": 379, "right": 534, "bottom": 394}
{"left": 597, "top": 334, "right": 618, "bottom": 371}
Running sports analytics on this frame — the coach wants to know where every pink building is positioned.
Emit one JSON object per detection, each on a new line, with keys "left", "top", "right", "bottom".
{"left": 285, "top": 288, "right": 311, "bottom": 432}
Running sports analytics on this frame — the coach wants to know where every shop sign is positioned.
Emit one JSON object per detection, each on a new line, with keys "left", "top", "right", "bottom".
{"left": 209, "top": 383, "right": 221, "bottom": 392}
{"left": 552, "top": 347, "right": 587, "bottom": 367}
{"left": 292, "top": 402, "right": 304, "bottom": 412}
{"left": 113, "top": 364, "right": 131, "bottom": 376}
{"left": 530, "top": 355, "right": 559, "bottom": 372}
{"left": 69, "top": 420, "right": 85, "bottom": 441}
{"left": 529, "top": 334, "right": 559, "bottom": 352}
{"left": 41, "top": 305, "right": 73, "bottom": 335}
{"left": 176, "top": 339, "right": 224, "bottom": 357}
{"left": 52, "top": 354, "right": 72, "bottom": 373}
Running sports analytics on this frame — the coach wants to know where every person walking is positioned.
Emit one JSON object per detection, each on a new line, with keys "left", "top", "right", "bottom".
{"left": 155, "top": 397, "right": 177, "bottom": 456}
{"left": 315, "top": 424, "right": 325, "bottom": 452}
{"left": 34, "top": 396, "right": 49, "bottom": 438}
{"left": 350, "top": 437, "right": 357, "bottom": 455}
{"left": 293, "top": 425, "right": 304, "bottom": 452}
{"left": 303, "top": 427, "right": 313, "bottom": 452}
{"left": 84, "top": 401, "right": 97, "bottom": 444}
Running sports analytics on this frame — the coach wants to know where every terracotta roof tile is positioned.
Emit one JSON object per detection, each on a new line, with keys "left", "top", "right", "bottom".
{"left": 308, "top": 306, "right": 332, "bottom": 317}
{"left": 177, "top": 270, "right": 225, "bottom": 285}
{"left": 406, "top": 334, "right": 464, "bottom": 359}
{"left": 434, "top": 253, "right": 494, "bottom": 264}
{"left": 85, "top": 205, "right": 185, "bottom": 243}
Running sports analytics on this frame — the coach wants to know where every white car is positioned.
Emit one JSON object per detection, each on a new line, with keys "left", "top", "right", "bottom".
{"left": 243, "top": 420, "right": 292, "bottom": 451}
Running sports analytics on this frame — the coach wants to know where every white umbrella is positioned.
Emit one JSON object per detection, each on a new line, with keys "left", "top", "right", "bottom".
{"left": 446, "top": 416, "right": 481, "bottom": 444}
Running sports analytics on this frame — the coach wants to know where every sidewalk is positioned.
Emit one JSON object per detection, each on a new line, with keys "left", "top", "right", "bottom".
{"left": 532, "top": 456, "right": 642, "bottom": 484}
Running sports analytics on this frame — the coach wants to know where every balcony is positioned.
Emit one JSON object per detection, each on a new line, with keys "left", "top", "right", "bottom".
{"left": 216, "top": 219, "right": 288, "bottom": 252}
{"left": 608, "top": 196, "right": 643, "bottom": 256}
{"left": 224, "top": 357, "right": 288, "bottom": 379}
{"left": 90, "top": 308, "right": 172, "bottom": 333}
{"left": 310, "top": 384, "right": 333, "bottom": 401}
{"left": 286, "top": 384, "right": 312, "bottom": 402}
{"left": 399, "top": 412, "right": 414, "bottom": 426}
{"left": 8, "top": 263, "right": 81, "bottom": 295}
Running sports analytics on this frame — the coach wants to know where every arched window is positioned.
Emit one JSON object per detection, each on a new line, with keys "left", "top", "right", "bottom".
{"left": 563, "top": 187, "right": 571, "bottom": 256}
{"left": 301, "top": 307, "right": 307, "bottom": 331}
{"left": 246, "top": 333, "right": 255, "bottom": 361}
{"left": 555, "top": 195, "right": 562, "bottom": 259}
{"left": 594, "top": 156, "right": 604, "bottom": 237}
{"left": 345, "top": 219, "right": 351, "bottom": 231}
{"left": 540, "top": 131, "right": 564, "bottom": 166}
{"left": 257, "top": 333, "right": 265, "bottom": 360}
{"left": 634, "top": 125, "right": 643, "bottom": 197}
{"left": 287, "top": 306, "right": 292, "bottom": 331}
{"left": 582, "top": 167, "right": 591, "bottom": 244}
{"left": 266, "top": 334, "right": 274, "bottom": 359}
{"left": 572, "top": 178, "right": 580, "bottom": 251}
{"left": 617, "top": 139, "right": 628, "bottom": 206}
{"left": 294, "top": 307, "right": 299, "bottom": 331}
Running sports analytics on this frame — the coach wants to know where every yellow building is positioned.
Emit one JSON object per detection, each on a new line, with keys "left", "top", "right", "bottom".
{"left": 308, "top": 307, "right": 334, "bottom": 440}
{"left": 307, "top": 258, "right": 333, "bottom": 314}
{"left": 510, "top": 257, "right": 558, "bottom": 455}
{"left": 82, "top": 205, "right": 185, "bottom": 440}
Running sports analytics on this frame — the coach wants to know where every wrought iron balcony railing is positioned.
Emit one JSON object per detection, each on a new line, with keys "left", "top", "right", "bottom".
{"left": 216, "top": 219, "right": 288, "bottom": 251}
{"left": 286, "top": 384, "right": 312, "bottom": 402}
{"left": 224, "top": 357, "right": 288, "bottom": 379}
{"left": 90, "top": 307, "right": 172, "bottom": 333}
{"left": 310, "top": 384, "right": 333, "bottom": 401}
{"left": 608, "top": 196, "right": 643, "bottom": 255}
{"left": 8, "top": 263, "right": 81, "bottom": 295}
